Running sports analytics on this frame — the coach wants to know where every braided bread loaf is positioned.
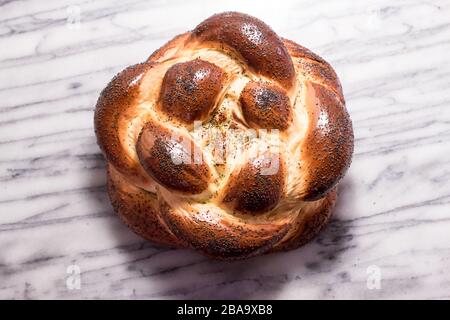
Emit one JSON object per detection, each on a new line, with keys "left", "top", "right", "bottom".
{"left": 94, "top": 12, "right": 353, "bottom": 259}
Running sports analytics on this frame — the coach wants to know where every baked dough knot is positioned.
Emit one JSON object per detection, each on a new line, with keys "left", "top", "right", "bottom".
{"left": 94, "top": 12, "right": 354, "bottom": 259}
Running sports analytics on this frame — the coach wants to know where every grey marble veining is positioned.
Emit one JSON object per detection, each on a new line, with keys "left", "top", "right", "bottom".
{"left": 1, "top": 0, "right": 450, "bottom": 299}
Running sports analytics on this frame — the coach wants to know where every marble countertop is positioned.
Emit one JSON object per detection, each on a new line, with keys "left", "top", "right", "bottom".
{"left": 1, "top": 0, "right": 450, "bottom": 299}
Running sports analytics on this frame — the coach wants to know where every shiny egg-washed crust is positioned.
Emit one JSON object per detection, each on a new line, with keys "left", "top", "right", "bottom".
{"left": 159, "top": 59, "right": 227, "bottom": 123}
{"left": 240, "top": 81, "right": 293, "bottom": 131}
{"left": 136, "top": 121, "right": 212, "bottom": 194}
{"left": 95, "top": 12, "right": 353, "bottom": 259}
{"left": 191, "top": 12, "right": 296, "bottom": 89}
{"left": 106, "top": 165, "right": 182, "bottom": 247}
{"left": 107, "top": 163, "right": 336, "bottom": 257}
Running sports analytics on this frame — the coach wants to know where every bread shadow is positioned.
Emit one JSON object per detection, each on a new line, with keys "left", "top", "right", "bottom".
{"left": 90, "top": 155, "right": 355, "bottom": 299}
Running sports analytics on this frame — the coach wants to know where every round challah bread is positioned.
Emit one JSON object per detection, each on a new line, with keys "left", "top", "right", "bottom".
{"left": 94, "top": 12, "right": 353, "bottom": 259}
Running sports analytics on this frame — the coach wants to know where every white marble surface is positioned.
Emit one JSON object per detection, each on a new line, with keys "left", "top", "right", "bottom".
{"left": 1, "top": 0, "right": 450, "bottom": 299}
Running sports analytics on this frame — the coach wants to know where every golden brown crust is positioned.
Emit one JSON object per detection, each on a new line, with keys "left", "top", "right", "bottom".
{"left": 136, "top": 122, "right": 211, "bottom": 194}
{"left": 283, "top": 38, "right": 344, "bottom": 102}
{"left": 299, "top": 82, "right": 353, "bottom": 200}
{"left": 148, "top": 33, "right": 191, "bottom": 62}
{"left": 281, "top": 38, "right": 353, "bottom": 201}
{"left": 191, "top": 12, "right": 296, "bottom": 89}
{"left": 95, "top": 12, "right": 353, "bottom": 260}
{"left": 240, "top": 81, "right": 292, "bottom": 130}
{"left": 222, "top": 153, "right": 286, "bottom": 214}
{"left": 159, "top": 59, "right": 226, "bottom": 123}
{"left": 158, "top": 197, "right": 292, "bottom": 260}
{"left": 94, "top": 62, "right": 155, "bottom": 190}
{"left": 107, "top": 165, "right": 184, "bottom": 247}
{"left": 271, "top": 189, "right": 337, "bottom": 252}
